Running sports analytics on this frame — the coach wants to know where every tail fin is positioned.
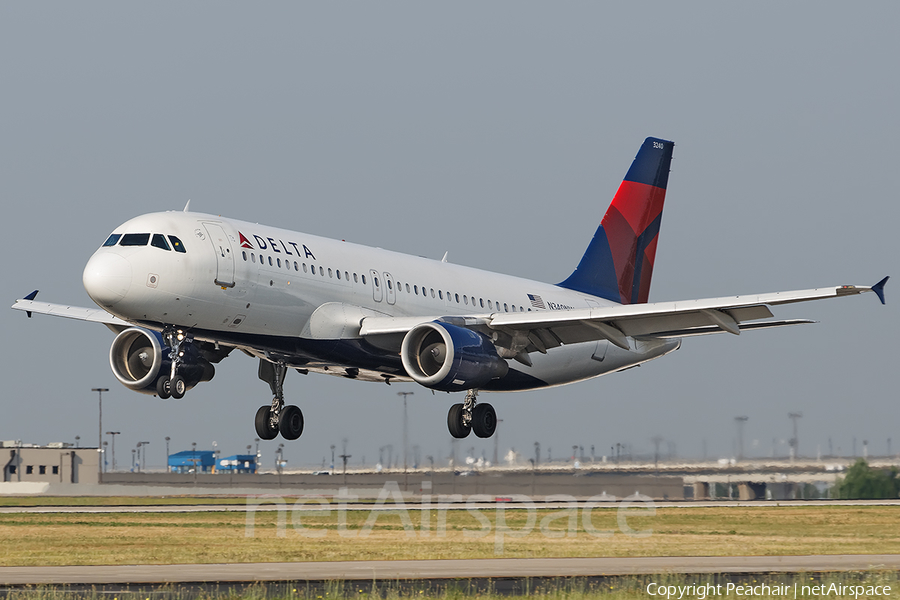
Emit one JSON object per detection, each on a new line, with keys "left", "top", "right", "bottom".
{"left": 558, "top": 137, "right": 674, "bottom": 304}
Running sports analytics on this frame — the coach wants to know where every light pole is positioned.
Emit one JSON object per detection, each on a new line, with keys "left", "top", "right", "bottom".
{"left": 92, "top": 388, "right": 109, "bottom": 480}
{"left": 164, "top": 436, "right": 170, "bottom": 472}
{"left": 106, "top": 432, "right": 120, "bottom": 472}
{"left": 330, "top": 444, "right": 335, "bottom": 472}
{"left": 397, "top": 391, "right": 413, "bottom": 472}
{"left": 102, "top": 441, "right": 108, "bottom": 472}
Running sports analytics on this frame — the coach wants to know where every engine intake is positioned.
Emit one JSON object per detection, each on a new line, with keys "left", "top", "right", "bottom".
{"left": 109, "top": 327, "right": 214, "bottom": 396}
{"left": 401, "top": 321, "right": 508, "bottom": 392}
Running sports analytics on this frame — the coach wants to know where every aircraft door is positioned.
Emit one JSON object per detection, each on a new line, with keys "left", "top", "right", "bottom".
{"left": 203, "top": 223, "right": 236, "bottom": 288}
{"left": 383, "top": 272, "right": 396, "bottom": 305}
{"left": 370, "top": 269, "right": 383, "bottom": 302}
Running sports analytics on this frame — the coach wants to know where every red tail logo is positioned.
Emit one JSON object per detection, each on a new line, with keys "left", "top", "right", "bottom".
{"left": 238, "top": 232, "right": 253, "bottom": 249}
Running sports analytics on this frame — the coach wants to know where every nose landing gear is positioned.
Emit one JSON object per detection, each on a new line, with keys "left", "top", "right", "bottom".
{"left": 255, "top": 359, "right": 304, "bottom": 441}
{"left": 156, "top": 327, "right": 192, "bottom": 399}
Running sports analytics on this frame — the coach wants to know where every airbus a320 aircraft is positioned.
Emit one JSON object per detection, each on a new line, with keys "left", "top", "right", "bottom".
{"left": 12, "top": 138, "right": 888, "bottom": 442}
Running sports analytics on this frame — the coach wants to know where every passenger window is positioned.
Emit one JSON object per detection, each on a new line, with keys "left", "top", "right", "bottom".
{"left": 337, "top": 270, "right": 341, "bottom": 280}
{"left": 455, "top": 293, "right": 460, "bottom": 303}
{"left": 431, "top": 289, "right": 435, "bottom": 298}
{"left": 512, "top": 305, "right": 516, "bottom": 312}
{"left": 387, "top": 279, "right": 392, "bottom": 289}
{"left": 414, "top": 285, "right": 418, "bottom": 295}
{"left": 439, "top": 290, "right": 443, "bottom": 300}
{"left": 252, "top": 253, "right": 256, "bottom": 263}
{"left": 303, "top": 264, "right": 308, "bottom": 273}
{"left": 362, "top": 274, "right": 366, "bottom": 284}
{"left": 328, "top": 268, "right": 333, "bottom": 278}
{"left": 268, "top": 257, "right": 273, "bottom": 266}
{"left": 520, "top": 306, "right": 524, "bottom": 312}
{"left": 311, "top": 264, "right": 316, "bottom": 273}
{"left": 374, "top": 277, "right": 380, "bottom": 287}
{"left": 480, "top": 298, "right": 484, "bottom": 308}
{"left": 320, "top": 266, "right": 325, "bottom": 276}
{"left": 168, "top": 236, "right": 187, "bottom": 253}
{"left": 151, "top": 234, "right": 170, "bottom": 251}
{"left": 277, "top": 258, "right": 282, "bottom": 268}
{"left": 102, "top": 234, "right": 121, "bottom": 247}
{"left": 345, "top": 271, "right": 349, "bottom": 281}
{"left": 242, "top": 251, "right": 247, "bottom": 261}
{"left": 488, "top": 300, "right": 493, "bottom": 310}
{"left": 120, "top": 233, "right": 150, "bottom": 246}
{"left": 354, "top": 273, "right": 359, "bottom": 283}
{"left": 504, "top": 303, "right": 509, "bottom": 312}
{"left": 406, "top": 283, "right": 411, "bottom": 293}
{"left": 464, "top": 295, "right": 468, "bottom": 305}
{"left": 294, "top": 262, "right": 299, "bottom": 271}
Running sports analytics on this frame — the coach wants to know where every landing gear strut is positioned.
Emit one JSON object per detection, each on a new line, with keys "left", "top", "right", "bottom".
{"left": 448, "top": 390, "right": 497, "bottom": 439}
{"left": 157, "top": 327, "right": 191, "bottom": 400}
{"left": 255, "top": 359, "right": 304, "bottom": 440}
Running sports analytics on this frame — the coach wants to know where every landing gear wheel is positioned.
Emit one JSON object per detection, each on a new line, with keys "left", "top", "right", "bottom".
{"left": 170, "top": 376, "right": 186, "bottom": 399}
{"left": 156, "top": 377, "right": 171, "bottom": 400}
{"left": 472, "top": 403, "right": 497, "bottom": 438}
{"left": 447, "top": 403, "right": 471, "bottom": 438}
{"left": 255, "top": 406, "right": 279, "bottom": 440}
{"left": 279, "top": 405, "right": 304, "bottom": 440}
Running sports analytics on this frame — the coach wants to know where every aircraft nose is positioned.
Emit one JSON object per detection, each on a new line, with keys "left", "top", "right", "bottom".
{"left": 83, "top": 252, "right": 132, "bottom": 307}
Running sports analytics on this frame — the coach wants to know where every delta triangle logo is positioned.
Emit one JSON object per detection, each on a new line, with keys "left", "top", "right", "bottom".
{"left": 238, "top": 232, "right": 253, "bottom": 249}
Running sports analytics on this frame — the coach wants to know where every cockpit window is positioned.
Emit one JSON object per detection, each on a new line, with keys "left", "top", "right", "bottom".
{"left": 102, "top": 234, "right": 121, "bottom": 247}
{"left": 151, "top": 234, "right": 171, "bottom": 251}
{"left": 119, "top": 233, "right": 151, "bottom": 246}
{"left": 168, "top": 235, "right": 186, "bottom": 253}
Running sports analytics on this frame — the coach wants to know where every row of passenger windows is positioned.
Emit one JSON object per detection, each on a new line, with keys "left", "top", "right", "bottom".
{"left": 103, "top": 233, "right": 186, "bottom": 253}
{"left": 240, "top": 251, "right": 530, "bottom": 313}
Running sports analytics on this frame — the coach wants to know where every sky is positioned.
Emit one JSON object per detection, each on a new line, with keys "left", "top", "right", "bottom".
{"left": 2, "top": 2, "right": 897, "bottom": 471}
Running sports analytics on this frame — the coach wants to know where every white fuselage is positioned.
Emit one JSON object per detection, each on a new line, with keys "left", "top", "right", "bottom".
{"left": 82, "top": 211, "right": 679, "bottom": 391}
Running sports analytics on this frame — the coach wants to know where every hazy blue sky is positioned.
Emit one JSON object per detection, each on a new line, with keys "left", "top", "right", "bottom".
{"left": 2, "top": 3, "right": 897, "bottom": 470}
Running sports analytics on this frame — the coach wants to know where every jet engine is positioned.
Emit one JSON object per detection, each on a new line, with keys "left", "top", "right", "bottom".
{"left": 109, "top": 327, "right": 215, "bottom": 396}
{"left": 400, "top": 321, "right": 509, "bottom": 392}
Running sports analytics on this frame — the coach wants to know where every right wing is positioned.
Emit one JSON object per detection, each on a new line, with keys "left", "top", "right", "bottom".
{"left": 11, "top": 291, "right": 130, "bottom": 331}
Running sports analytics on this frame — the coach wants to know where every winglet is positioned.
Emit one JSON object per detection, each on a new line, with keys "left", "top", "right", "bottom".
{"left": 23, "top": 290, "right": 38, "bottom": 317}
{"left": 872, "top": 276, "right": 889, "bottom": 305}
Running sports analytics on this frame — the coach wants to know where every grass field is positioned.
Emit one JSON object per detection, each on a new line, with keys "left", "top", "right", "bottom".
{"left": 2, "top": 504, "right": 899, "bottom": 566}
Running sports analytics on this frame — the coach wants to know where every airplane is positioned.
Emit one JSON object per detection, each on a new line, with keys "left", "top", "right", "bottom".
{"left": 12, "top": 137, "right": 888, "bottom": 442}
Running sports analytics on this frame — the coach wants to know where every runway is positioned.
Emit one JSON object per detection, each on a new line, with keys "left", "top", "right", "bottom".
{"left": 2, "top": 498, "right": 900, "bottom": 514}
{"left": 2, "top": 555, "right": 899, "bottom": 585}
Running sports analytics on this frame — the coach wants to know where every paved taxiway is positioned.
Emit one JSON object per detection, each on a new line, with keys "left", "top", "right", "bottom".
{"left": 2, "top": 555, "right": 900, "bottom": 585}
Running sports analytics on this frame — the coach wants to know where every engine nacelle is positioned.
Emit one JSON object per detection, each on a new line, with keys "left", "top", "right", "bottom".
{"left": 109, "top": 327, "right": 214, "bottom": 396}
{"left": 400, "top": 321, "right": 509, "bottom": 392}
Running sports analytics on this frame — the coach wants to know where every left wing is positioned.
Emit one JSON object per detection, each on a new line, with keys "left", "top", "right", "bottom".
{"left": 359, "top": 278, "right": 888, "bottom": 356}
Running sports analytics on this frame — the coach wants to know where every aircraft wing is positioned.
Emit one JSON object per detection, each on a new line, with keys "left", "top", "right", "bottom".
{"left": 359, "top": 279, "right": 888, "bottom": 353}
{"left": 11, "top": 292, "right": 129, "bottom": 328}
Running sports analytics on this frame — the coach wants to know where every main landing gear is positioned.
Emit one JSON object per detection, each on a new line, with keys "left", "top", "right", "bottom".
{"left": 447, "top": 390, "right": 497, "bottom": 439}
{"left": 157, "top": 327, "right": 191, "bottom": 400}
{"left": 255, "top": 360, "right": 304, "bottom": 441}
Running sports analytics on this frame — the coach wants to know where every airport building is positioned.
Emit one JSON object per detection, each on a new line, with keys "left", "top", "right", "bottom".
{"left": 2, "top": 443, "right": 99, "bottom": 484}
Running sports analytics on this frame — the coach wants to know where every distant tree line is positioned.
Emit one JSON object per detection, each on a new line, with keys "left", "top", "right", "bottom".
{"left": 832, "top": 459, "right": 900, "bottom": 499}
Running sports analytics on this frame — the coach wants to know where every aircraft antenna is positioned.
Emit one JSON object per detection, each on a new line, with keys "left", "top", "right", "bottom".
{"left": 183, "top": 199, "right": 191, "bottom": 212}
{"left": 441, "top": 251, "right": 448, "bottom": 263}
